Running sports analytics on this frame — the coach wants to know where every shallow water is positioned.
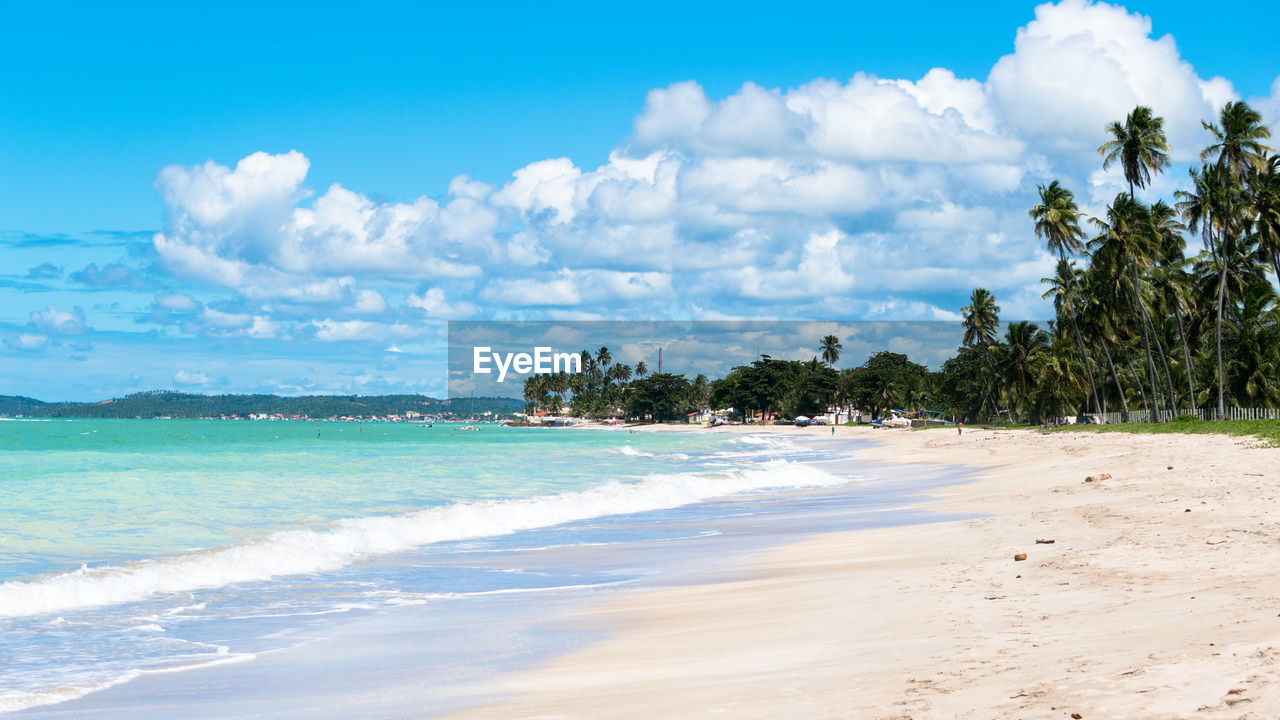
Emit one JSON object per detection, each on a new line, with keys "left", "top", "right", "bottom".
{"left": 3, "top": 420, "right": 937, "bottom": 715}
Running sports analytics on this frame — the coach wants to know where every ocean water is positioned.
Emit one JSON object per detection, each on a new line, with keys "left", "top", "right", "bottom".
{"left": 0, "top": 419, "right": 943, "bottom": 716}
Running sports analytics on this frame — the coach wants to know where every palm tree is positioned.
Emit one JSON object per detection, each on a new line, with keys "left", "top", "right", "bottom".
{"left": 608, "top": 363, "right": 632, "bottom": 383}
{"left": 596, "top": 346, "right": 612, "bottom": 369}
{"left": 1178, "top": 164, "right": 1240, "bottom": 417}
{"left": 1148, "top": 200, "right": 1198, "bottom": 409}
{"left": 1202, "top": 101, "right": 1274, "bottom": 184}
{"left": 961, "top": 289, "right": 1000, "bottom": 346}
{"left": 635, "top": 360, "right": 649, "bottom": 378}
{"left": 1078, "top": 263, "right": 1132, "bottom": 415}
{"left": 1031, "top": 180, "right": 1099, "bottom": 414}
{"left": 994, "top": 321, "right": 1050, "bottom": 422}
{"left": 1247, "top": 155, "right": 1280, "bottom": 288}
{"left": 819, "top": 335, "right": 842, "bottom": 367}
{"left": 1091, "top": 194, "right": 1173, "bottom": 417}
{"left": 1099, "top": 105, "right": 1172, "bottom": 200}
{"left": 961, "top": 288, "right": 1002, "bottom": 418}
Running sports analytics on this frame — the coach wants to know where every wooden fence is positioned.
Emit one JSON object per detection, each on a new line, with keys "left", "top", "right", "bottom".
{"left": 1049, "top": 407, "right": 1280, "bottom": 426}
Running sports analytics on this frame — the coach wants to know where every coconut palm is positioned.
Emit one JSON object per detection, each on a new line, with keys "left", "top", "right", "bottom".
{"left": 634, "top": 360, "right": 649, "bottom": 378}
{"left": 1031, "top": 180, "right": 1100, "bottom": 413}
{"left": 1247, "top": 155, "right": 1280, "bottom": 288}
{"left": 1178, "top": 164, "right": 1240, "bottom": 417}
{"left": 1202, "top": 101, "right": 1274, "bottom": 184}
{"left": 1099, "top": 105, "right": 1172, "bottom": 200}
{"left": 1091, "top": 194, "right": 1171, "bottom": 416}
{"left": 993, "top": 321, "right": 1050, "bottom": 422}
{"left": 961, "top": 289, "right": 1001, "bottom": 346}
{"left": 1148, "top": 201, "right": 1198, "bottom": 408}
{"left": 819, "top": 335, "right": 842, "bottom": 367}
{"left": 608, "top": 363, "right": 632, "bottom": 383}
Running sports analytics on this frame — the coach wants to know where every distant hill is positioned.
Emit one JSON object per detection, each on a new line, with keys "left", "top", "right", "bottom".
{"left": 0, "top": 391, "right": 524, "bottom": 420}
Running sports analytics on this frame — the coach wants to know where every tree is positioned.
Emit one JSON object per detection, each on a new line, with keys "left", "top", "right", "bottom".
{"left": 626, "top": 373, "right": 692, "bottom": 423}
{"left": 1031, "top": 180, "right": 1100, "bottom": 414}
{"left": 993, "top": 321, "right": 1050, "bottom": 422}
{"left": 1099, "top": 105, "right": 1171, "bottom": 200}
{"left": 846, "top": 352, "right": 929, "bottom": 420}
{"left": 961, "top": 288, "right": 1000, "bottom": 346}
{"left": 819, "top": 335, "right": 842, "bottom": 367}
{"left": 1247, "top": 155, "right": 1280, "bottom": 289}
{"left": 1202, "top": 101, "right": 1274, "bottom": 185}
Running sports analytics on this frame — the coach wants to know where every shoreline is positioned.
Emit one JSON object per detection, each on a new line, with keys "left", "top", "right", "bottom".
{"left": 442, "top": 425, "right": 1280, "bottom": 719}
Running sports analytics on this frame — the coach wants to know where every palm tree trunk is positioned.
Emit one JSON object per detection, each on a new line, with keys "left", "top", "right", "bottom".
{"left": 1173, "top": 303, "right": 1196, "bottom": 411}
{"left": 1068, "top": 312, "right": 1101, "bottom": 415}
{"left": 1097, "top": 334, "right": 1125, "bottom": 414}
{"left": 1138, "top": 295, "right": 1178, "bottom": 419}
{"left": 1128, "top": 261, "right": 1163, "bottom": 419}
{"left": 1119, "top": 340, "right": 1147, "bottom": 417}
{"left": 1057, "top": 250, "right": 1100, "bottom": 416}
{"left": 1215, "top": 259, "right": 1228, "bottom": 418}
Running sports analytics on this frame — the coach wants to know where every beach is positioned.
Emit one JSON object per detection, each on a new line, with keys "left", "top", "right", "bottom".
{"left": 444, "top": 425, "right": 1280, "bottom": 719}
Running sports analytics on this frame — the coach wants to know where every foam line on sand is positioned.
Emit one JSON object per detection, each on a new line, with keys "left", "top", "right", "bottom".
{"left": 442, "top": 425, "right": 1280, "bottom": 719}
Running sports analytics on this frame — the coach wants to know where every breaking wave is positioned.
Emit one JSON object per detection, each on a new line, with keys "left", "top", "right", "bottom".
{"left": 0, "top": 461, "right": 849, "bottom": 618}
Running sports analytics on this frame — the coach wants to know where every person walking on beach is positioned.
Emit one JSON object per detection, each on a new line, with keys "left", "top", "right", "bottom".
{"left": 957, "top": 421, "right": 963, "bottom": 436}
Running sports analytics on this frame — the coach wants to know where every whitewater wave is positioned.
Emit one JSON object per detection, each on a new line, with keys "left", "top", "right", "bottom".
{"left": 0, "top": 461, "right": 850, "bottom": 619}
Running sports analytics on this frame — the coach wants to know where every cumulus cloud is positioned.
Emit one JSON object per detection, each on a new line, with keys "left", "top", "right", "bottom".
{"left": 351, "top": 289, "right": 387, "bottom": 314}
{"left": 30, "top": 305, "right": 89, "bottom": 335}
{"left": 987, "top": 0, "right": 1233, "bottom": 159}
{"left": 173, "top": 370, "right": 216, "bottom": 386}
{"left": 4, "top": 333, "right": 49, "bottom": 351}
{"left": 155, "top": 293, "right": 200, "bottom": 312}
{"left": 135, "top": 0, "right": 1270, "bottom": 341}
{"left": 406, "top": 287, "right": 476, "bottom": 318}
{"left": 309, "top": 318, "right": 419, "bottom": 342}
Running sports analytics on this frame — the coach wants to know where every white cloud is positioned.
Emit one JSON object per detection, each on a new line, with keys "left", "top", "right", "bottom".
{"left": 351, "top": 289, "right": 387, "bottom": 314}
{"left": 246, "top": 316, "right": 280, "bottom": 339}
{"left": 155, "top": 293, "right": 200, "bottom": 312}
{"left": 173, "top": 370, "right": 215, "bottom": 386}
{"left": 987, "top": 0, "right": 1232, "bottom": 160}
{"left": 200, "top": 307, "right": 252, "bottom": 329}
{"left": 30, "top": 305, "right": 89, "bottom": 335}
{"left": 728, "top": 229, "right": 854, "bottom": 299}
{"left": 6, "top": 333, "right": 50, "bottom": 351}
{"left": 137, "top": 0, "right": 1253, "bottom": 334}
{"left": 406, "top": 287, "right": 475, "bottom": 318}
{"left": 310, "top": 318, "right": 418, "bottom": 342}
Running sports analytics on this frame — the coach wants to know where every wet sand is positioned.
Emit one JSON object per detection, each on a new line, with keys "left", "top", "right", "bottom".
{"left": 444, "top": 425, "right": 1280, "bottom": 719}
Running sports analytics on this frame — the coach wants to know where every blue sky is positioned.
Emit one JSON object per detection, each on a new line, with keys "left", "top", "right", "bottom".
{"left": 2, "top": 0, "right": 1279, "bottom": 400}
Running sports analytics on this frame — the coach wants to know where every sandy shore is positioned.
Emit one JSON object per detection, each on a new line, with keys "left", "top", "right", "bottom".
{"left": 444, "top": 425, "right": 1280, "bottom": 719}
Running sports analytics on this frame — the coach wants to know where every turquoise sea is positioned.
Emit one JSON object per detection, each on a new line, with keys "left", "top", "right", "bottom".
{"left": 0, "top": 419, "right": 959, "bottom": 717}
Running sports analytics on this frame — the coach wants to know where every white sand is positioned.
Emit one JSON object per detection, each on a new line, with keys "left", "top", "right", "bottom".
{"left": 444, "top": 425, "right": 1280, "bottom": 719}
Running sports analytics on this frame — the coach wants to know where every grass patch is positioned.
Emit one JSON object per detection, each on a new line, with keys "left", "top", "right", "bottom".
{"left": 1045, "top": 417, "right": 1280, "bottom": 447}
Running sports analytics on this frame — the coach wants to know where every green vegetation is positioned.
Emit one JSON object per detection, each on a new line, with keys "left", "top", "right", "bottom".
{"left": 0, "top": 392, "right": 524, "bottom": 419}
{"left": 948, "top": 101, "right": 1279, "bottom": 424}
{"left": 528, "top": 104, "right": 1280, "bottom": 427}
{"left": 1045, "top": 416, "right": 1280, "bottom": 445}
{"left": 522, "top": 345, "right": 925, "bottom": 424}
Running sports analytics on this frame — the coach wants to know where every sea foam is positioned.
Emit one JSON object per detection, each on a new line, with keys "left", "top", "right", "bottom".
{"left": 0, "top": 460, "right": 849, "bottom": 618}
